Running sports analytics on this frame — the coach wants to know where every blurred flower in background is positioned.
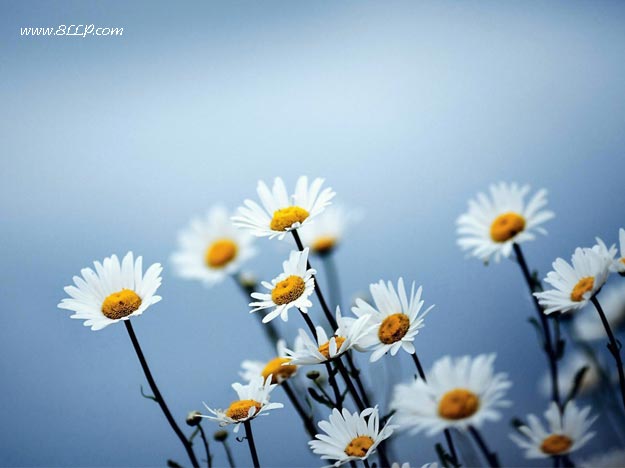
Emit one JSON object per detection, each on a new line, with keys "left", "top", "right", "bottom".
{"left": 171, "top": 205, "right": 256, "bottom": 287}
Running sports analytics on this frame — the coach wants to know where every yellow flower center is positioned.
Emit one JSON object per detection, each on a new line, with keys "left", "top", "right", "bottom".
{"left": 270, "top": 206, "right": 310, "bottom": 232}
{"left": 620, "top": 257, "right": 625, "bottom": 265}
{"left": 490, "top": 212, "right": 526, "bottom": 243}
{"left": 225, "top": 399, "right": 262, "bottom": 421}
{"left": 271, "top": 275, "right": 306, "bottom": 305}
{"left": 261, "top": 357, "right": 297, "bottom": 383}
{"left": 540, "top": 434, "right": 573, "bottom": 455}
{"left": 312, "top": 235, "right": 337, "bottom": 255}
{"left": 205, "top": 238, "right": 238, "bottom": 268}
{"left": 344, "top": 435, "right": 374, "bottom": 458}
{"left": 378, "top": 313, "right": 410, "bottom": 344}
{"left": 101, "top": 289, "right": 142, "bottom": 320}
{"left": 571, "top": 276, "right": 594, "bottom": 302}
{"left": 318, "top": 336, "right": 346, "bottom": 359}
{"left": 438, "top": 388, "right": 480, "bottom": 420}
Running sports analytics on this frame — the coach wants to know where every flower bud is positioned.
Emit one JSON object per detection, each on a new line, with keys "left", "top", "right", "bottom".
{"left": 306, "top": 370, "right": 321, "bottom": 380}
{"left": 186, "top": 410, "right": 202, "bottom": 427}
{"left": 214, "top": 430, "right": 229, "bottom": 442}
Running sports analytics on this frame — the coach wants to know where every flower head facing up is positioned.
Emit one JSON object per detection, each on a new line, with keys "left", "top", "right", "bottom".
{"left": 352, "top": 278, "right": 433, "bottom": 362}
{"left": 456, "top": 182, "right": 554, "bottom": 263}
{"left": 58, "top": 252, "right": 162, "bottom": 331}
{"left": 249, "top": 248, "right": 316, "bottom": 323}
{"left": 232, "top": 176, "right": 336, "bottom": 240}
{"left": 390, "top": 354, "right": 511, "bottom": 436}
{"left": 574, "top": 281, "right": 625, "bottom": 341}
{"left": 510, "top": 401, "right": 596, "bottom": 459}
{"left": 171, "top": 206, "right": 256, "bottom": 287}
{"left": 309, "top": 406, "right": 395, "bottom": 467}
{"left": 298, "top": 205, "right": 360, "bottom": 256}
{"left": 284, "top": 307, "right": 374, "bottom": 365}
{"left": 239, "top": 340, "right": 298, "bottom": 385}
{"left": 534, "top": 247, "right": 609, "bottom": 315}
{"left": 201, "top": 376, "right": 283, "bottom": 432}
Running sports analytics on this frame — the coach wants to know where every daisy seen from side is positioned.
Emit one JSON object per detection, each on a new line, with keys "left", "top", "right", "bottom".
{"left": 351, "top": 278, "right": 433, "bottom": 362}
{"left": 232, "top": 176, "right": 335, "bottom": 240}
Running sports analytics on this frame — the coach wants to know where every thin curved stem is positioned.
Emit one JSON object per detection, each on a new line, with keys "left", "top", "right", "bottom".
{"left": 325, "top": 361, "right": 343, "bottom": 411}
{"left": 469, "top": 426, "right": 500, "bottom": 468}
{"left": 444, "top": 429, "right": 459, "bottom": 467}
{"left": 243, "top": 421, "right": 260, "bottom": 468}
{"left": 335, "top": 357, "right": 365, "bottom": 411}
{"left": 411, "top": 353, "right": 426, "bottom": 380}
{"left": 299, "top": 309, "right": 318, "bottom": 338}
{"left": 220, "top": 439, "right": 236, "bottom": 468}
{"left": 232, "top": 274, "right": 280, "bottom": 345}
{"left": 282, "top": 381, "right": 316, "bottom": 437}
{"left": 124, "top": 321, "right": 199, "bottom": 468}
{"left": 591, "top": 296, "right": 625, "bottom": 410}
{"left": 344, "top": 352, "right": 372, "bottom": 407}
{"left": 197, "top": 424, "right": 212, "bottom": 468}
{"left": 292, "top": 230, "right": 339, "bottom": 330}
{"left": 513, "top": 243, "right": 562, "bottom": 408}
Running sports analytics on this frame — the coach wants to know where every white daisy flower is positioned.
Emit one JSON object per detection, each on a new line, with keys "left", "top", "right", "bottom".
{"left": 593, "top": 236, "right": 618, "bottom": 270}
{"left": 239, "top": 339, "right": 298, "bottom": 384}
{"left": 58, "top": 251, "right": 162, "bottom": 331}
{"left": 351, "top": 278, "right": 434, "bottom": 363}
{"left": 510, "top": 401, "right": 596, "bottom": 459}
{"left": 456, "top": 182, "right": 554, "bottom": 263}
{"left": 595, "top": 229, "right": 625, "bottom": 274}
{"left": 171, "top": 205, "right": 256, "bottom": 287}
{"left": 580, "top": 448, "right": 625, "bottom": 467}
{"left": 232, "top": 176, "right": 336, "bottom": 240}
{"left": 574, "top": 281, "right": 625, "bottom": 341}
{"left": 249, "top": 248, "right": 316, "bottom": 323}
{"left": 538, "top": 351, "right": 600, "bottom": 398}
{"left": 390, "top": 354, "right": 511, "bottom": 436}
{"left": 284, "top": 308, "right": 374, "bottom": 365}
{"left": 309, "top": 406, "right": 395, "bottom": 467}
{"left": 297, "top": 205, "right": 360, "bottom": 256}
{"left": 201, "top": 375, "right": 283, "bottom": 433}
{"left": 534, "top": 247, "right": 610, "bottom": 315}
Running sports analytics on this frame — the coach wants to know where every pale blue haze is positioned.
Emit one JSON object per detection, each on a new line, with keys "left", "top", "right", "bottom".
{"left": 1, "top": 1, "right": 625, "bottom": 466}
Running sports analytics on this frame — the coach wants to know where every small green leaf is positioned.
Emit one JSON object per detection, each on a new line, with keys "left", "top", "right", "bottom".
{"left": 307, "top": 387, "right": 333, "bottom": 408}
{"left": 140, "top": 385, "right": 157, "bottom": 402}
{"left": 565, "top": 366, "right": 589, "bottom": 404}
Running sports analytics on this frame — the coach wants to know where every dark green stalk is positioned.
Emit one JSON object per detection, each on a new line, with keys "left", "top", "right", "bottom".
{"left": 124, "top": 321, "right": 200, "bottom": 468}
{"left": 591, "top": 296, "right": 625, "bottom": 410}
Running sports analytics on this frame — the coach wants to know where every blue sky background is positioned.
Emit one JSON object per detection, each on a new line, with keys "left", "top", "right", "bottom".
{"left": 2, "top": 1, "right": 625, "bottom": 466}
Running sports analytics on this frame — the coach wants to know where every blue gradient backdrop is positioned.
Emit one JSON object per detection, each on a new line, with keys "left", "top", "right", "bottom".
{"left": 2, "top": 1, "right": 625, "bottom": 466}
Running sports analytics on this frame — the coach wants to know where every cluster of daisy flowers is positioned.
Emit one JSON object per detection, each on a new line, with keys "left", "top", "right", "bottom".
{"left": 56, "top": 177, "right": 625, "bottom": 468}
